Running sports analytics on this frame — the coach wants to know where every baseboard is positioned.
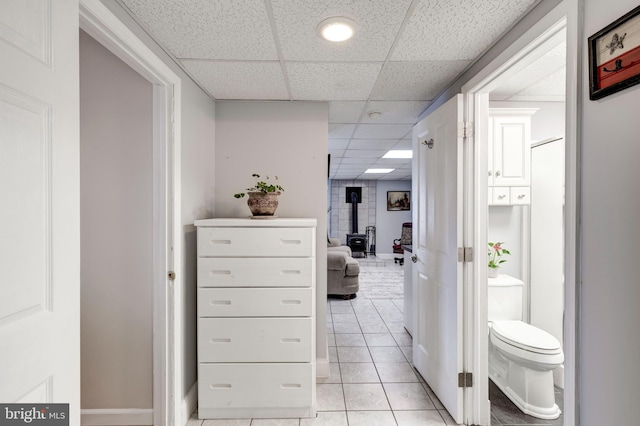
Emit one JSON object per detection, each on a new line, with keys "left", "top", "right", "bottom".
{"left": 182, "top": 382, "right": 198, "bottom": 422}
{"left": 81, "top": 408, "right": 153, "bottom": 425}
{"left": 316, "top": 356, "right": 330, "bottom": 379}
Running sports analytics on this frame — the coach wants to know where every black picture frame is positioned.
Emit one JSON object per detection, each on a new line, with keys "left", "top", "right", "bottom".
{"left": 387, "top": 191, "right": 410, "bottom": 211}
{"left": 588, "top": 5, "right": 640, "bottom": 100}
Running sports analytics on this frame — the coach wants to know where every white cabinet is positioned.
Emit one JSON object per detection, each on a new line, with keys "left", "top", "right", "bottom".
{"left": 488, "top": 109, "right": 536, "bottom": 205}
{"left": 194, "top": 218, "right": 317, "bottom": 419}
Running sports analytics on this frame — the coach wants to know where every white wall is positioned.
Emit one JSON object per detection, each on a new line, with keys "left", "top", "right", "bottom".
{"left": 581, "top": 1, "right": 640, "bottom": 423}
{"left": 376, "top": 180, "right": 412, "bottom": 256}
{"left": 80, "top": 30, "right": 153, "bottom": 409}
{"left": 214, "top": 101, "right": 329, "bottom": 367}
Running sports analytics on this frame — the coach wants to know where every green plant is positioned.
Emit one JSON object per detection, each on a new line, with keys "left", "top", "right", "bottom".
{"left": 233, "top": 174, "right": 284, "bottom": 198}
{"left": 488, "top": 242, "right": 510, "bottom": 269}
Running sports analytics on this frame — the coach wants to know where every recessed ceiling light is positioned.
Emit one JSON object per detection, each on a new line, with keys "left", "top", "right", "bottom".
{"left": 365, "top": 168, "right": 394, "bottom": 174}
{"left": 383, "top": 150, "right": 412, "bottom": 159}
{"left": 317, "top": 17, "right": 356, "bottom": 42}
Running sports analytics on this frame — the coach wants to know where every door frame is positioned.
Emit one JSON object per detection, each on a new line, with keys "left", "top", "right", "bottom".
{"left": 461, "top": 1, "right": 580, "bottom": 424}
{"left": 79, "top": 1, "right": 183, "bottom": 425}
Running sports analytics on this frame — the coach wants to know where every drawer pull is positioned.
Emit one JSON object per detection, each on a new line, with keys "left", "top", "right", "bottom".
{"left": 281, "top": 383, "right": 302, "bottom": 388}
{"left": 211, "top": 300, "right": 231, "bottom": 305}
{"left": 281, "top": 338, "right": 301, "bottom": 343}
{"left": 281, "top": 270, "right": 301, "bottom": 275}
{"left": 210, "top": 270, "right": 231, "bottom": 275}
{"left": 281, "top": 300, "right": 302, "bottom": 305}
{"left": 210, "top": 338, "right": 231, "bottom": 343}
{"left": 211, "top": 239, "right": 231, "bottom": 245}
{"left": 517, "top": 194, "right": 526, "bottom": 199}
{"left": 210, "top": 384, "right": 232, "bottom": 389}
{"left": 280, "top": 239, "right": 301, "bottom": 245}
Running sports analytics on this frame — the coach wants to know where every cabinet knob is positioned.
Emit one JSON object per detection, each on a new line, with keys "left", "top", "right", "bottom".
{"left": 495, "top": 170, "right": 501, "bottom": 177}
{"left": 488, "top": 171, "right": 492, "bottom": 176}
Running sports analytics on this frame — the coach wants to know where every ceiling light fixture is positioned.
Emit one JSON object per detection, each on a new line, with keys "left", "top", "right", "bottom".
{"left": 317, "top": 17, "right": 356, "bottom": 42}
{"left": 383, "top": 150, "right": 412, "bottom": 159}
{"left": 365, "top": 168, "right": 394, "bottom": 174}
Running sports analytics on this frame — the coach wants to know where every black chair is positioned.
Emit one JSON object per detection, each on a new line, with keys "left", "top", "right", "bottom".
{"left": 393, "top": 222, "right": 412, "bottom": 265}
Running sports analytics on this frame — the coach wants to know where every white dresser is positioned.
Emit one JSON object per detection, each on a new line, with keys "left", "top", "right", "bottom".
{"left": 194, "top": 218, "right": 317, "bottom": 419}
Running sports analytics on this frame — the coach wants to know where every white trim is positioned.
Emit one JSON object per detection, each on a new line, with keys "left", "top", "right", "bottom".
{"left": 181, "top": 382, "right": 198, "bottom": 422}
{"left": 79, "top": 2, "right": 182, "bottom": 426}
{"left": 81, "top": 409, "right": 153, "bottom": 426}
{"left": 461, "top": 1, "right": 579, "bottom": 424}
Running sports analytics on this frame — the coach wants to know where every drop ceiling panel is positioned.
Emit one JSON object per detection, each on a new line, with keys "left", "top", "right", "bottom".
{"left": 121, "top": 0, "right": 278, "bottom": 60}
{"left": 329, "top": 149, "right": 345, "bottom": 158}
{"left": 271, "top": 0, "right": 412, "bottom": 62}
{"left": 287, "top": 62, "right": 383, "bottom": 100}
{"left": 329, "top": 124, "right": 356, "bottom": 138}
{"left": 329, "top": 101, "right": 366, "bottom": 123}
{"left": 371, "top": 61, "right": 472, "bottom": 100}
{"left": 343, "top": 150, "right": 387, "bottom": 158}
{"left": 361, "top": 101, "right": 428, "bottom": 123}
{"left": 392, "top": 140, "right": 413, "bottom": 150}
{"left": 392, "top": 0, "right": 538, "bottom": 61}
{"left": 340, "top": 157, "right": 381, "bottom": 164}
{"left": 353, "top": 124, "right": 413, "bottom": 139}
{"left": 348, "top": 139, "right": 398, "bottom": 150}
{"left": 328, "top": 139, "right": 350, "bottom": 150}
{"left": 182, "top": 60, "right": 289, "bottom": 100}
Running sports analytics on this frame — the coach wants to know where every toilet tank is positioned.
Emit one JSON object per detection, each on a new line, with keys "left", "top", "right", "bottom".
{"left": 488, "top": 274, "right": 524, "bottom": 321}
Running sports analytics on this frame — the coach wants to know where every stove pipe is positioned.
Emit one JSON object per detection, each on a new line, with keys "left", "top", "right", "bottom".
{"left": 351, "top": 191, "right": 358, "bottom": 234}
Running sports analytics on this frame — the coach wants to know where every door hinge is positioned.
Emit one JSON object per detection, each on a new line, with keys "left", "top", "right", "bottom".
{"left": 458, "top": 372, "right": 473, "bottom": 388}
{"left": 458, "top": 122, "right": 474, "bottom": 138}
{"left": 457, "top": 247, "right": 473, "bottom": 262}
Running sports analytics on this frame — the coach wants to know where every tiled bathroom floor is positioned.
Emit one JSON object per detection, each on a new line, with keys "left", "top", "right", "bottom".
{"left": 189, "top": 257, "right": 564, "bottom": 425}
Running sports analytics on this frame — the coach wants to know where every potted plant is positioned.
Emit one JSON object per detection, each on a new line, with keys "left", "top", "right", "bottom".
{"left": 488, "top": 242, "right": 510, "bottom": 278}
{"left": 234, "top": 174, "right": 284, "bottom": 217}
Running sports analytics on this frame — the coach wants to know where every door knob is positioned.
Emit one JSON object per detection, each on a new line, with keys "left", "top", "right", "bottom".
{"left": 411, "top": 254, "right": 418, "bottom": 263}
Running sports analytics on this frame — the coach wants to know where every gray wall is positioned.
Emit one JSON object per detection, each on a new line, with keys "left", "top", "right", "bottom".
{"left": 214, "top": 101, "right": 329, "bottom": 365}
{"left": 92, "top": 2, "right": 217, "bottom": 417}
{"left": 329, "top": 180, "right": 377, "bottom": 245}
{"left": 581, "top": 0, "right": 640, "bottom": 423}
{"left": 80, "top": 30, "right": 153, "bottom": 409}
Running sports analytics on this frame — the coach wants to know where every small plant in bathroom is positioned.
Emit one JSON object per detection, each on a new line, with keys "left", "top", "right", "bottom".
{"left": 488, "top": 242, "right": 510, "bottom": 275}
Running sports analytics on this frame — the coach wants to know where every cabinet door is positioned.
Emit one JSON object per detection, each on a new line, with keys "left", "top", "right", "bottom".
{"left": 491, "top": 114, "right": 531, "bottom": 186}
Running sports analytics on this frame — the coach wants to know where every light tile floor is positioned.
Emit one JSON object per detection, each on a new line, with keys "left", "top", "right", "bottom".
{"left": 189, "top": 259, "right": 455, "bottom": 426}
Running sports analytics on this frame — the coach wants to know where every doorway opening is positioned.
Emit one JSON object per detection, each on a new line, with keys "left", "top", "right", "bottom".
{"left": 462, "top": 3, "right": 579, "bottom": 424}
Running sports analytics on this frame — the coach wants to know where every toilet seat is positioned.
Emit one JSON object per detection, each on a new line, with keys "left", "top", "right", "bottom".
{"left": 491, "top": 320, "right": 562, "bottom": 355}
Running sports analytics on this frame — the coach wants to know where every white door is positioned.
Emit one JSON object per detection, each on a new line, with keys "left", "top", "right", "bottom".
{"left": 412, "top": 94, "right": 464, "bottom": 423}
{"left": 0, "top": 0, "right": 80, "bottom": 421}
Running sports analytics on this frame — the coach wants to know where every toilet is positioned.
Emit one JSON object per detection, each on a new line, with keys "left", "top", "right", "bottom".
{"left": 488, "top": 274, "right": 563, "bottom": 420}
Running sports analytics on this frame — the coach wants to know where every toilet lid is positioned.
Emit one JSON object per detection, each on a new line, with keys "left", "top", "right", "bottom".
{"left": 491, "top": 320, "right": 561, "bottom": 354}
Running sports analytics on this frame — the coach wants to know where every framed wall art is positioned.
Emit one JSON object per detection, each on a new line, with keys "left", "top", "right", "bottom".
{"left": 588, "top": 5, "right": 640, "bottom": 100}
{"left": 387, "top": 191, "right": 410, "bottom": 211}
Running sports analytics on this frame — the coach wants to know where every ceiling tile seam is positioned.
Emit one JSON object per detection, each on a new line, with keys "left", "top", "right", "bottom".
{"left": 263, "top": 0, "right": 293, "bottom": 101}
{"left": 343, "top": 0, "right": 420, "bottom": 152}
{"left": 416, "top": 0, "right": 546, "bottom": 120}
{"left": 357, "top": 0, "right": 420, "bottom": 114}
{"left": 114, "top": 0, "right": 219, "bottom": 101}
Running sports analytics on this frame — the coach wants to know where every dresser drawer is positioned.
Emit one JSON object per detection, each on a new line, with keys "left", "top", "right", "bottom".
{"left": 199, "top": 288, "right": 312, "bottom": 317}
{"left": 198, "top": 227, "right": 313, "bottom": 257}
{"left": 198, "top": 363, "right": 313, "bottom": 410}
{"left": 198, "top": 257, "right": 313, "bottom": 288}
{"left": 198, "top": 318, "right": 312, "bottom": 362}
